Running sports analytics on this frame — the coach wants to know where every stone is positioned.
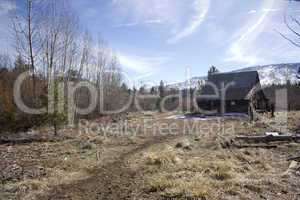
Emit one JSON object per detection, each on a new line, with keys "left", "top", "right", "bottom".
{"left": 175, "top": 139, "right": 192, "bottom": 150}
{"left": 284, "top": 161, "right": 299, "bottom": 176}
{"left": 79, "top": 141, "right": 94, "bottom": 150}
{"left": 289, "top": 161, "right": 298, "bottom": 171}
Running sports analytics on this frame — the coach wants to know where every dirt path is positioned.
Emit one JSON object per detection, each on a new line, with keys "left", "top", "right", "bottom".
{"left": 41, "top": 134, "right": 177, "bottom": 200}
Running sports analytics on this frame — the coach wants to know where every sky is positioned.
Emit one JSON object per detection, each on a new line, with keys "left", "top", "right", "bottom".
{"left": 1, "top": 0, "right": 300, "bottom": 86}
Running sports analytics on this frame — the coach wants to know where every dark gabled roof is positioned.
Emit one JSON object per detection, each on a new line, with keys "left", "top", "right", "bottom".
{"left": 200, "top": 71, "right": 260, "bottom": 100}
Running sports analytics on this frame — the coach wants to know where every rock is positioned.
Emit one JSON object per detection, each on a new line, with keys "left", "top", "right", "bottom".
{"left": 172, "top": 156, "right": 182, "bottom": 164}
{"left": 220, "top": 139, "right": 234, "bottom": 149}
{"left": 175, "top": 139, "right": 192, "bottom": 150}
{"left": 79, "top": 141, "right": 94, "bottom": 150}
{"left": 284, "top": 161, "right": 299, "bottom": 176}
{"left": 289, "top": 161, "right": 298, "bottom": 171}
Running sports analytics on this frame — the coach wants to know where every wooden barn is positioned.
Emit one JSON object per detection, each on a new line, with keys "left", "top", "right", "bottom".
{"left": 197, "top": 71, "right": 269, "bottom": 117}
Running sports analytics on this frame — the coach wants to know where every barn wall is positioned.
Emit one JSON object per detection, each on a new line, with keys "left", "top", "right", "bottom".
{"left": 197, "top": 100, "right": 249, "bottom": 114}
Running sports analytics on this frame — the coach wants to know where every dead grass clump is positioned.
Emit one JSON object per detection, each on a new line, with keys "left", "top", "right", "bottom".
{"left": 145, "top": 151, "right": 181, "bottom": 167}
{"left": 149, "top": 176, "right": 216, "bottom": 199}
{"left": 244, "top": 184, "right": 262, "bottom": 193}
{"left": 234, "top": 152, "right": 250, "bottom": 163}
{"left": 213, "top": 164, "right": 232, "bottom": 181}
{"left": 143, "top": 145, "right": 182, "bottom": 167}
{"left": 185, "top": 155, "right": 236, "bottom": 181}
{"left": 149, "top": 176, "right": 174, "bottom": 192}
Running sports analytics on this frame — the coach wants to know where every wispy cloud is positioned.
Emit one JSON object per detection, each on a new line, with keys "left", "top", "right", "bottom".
{"left": 117, "top": 52, "right": 171, "bottom": 74}
{"left": 248, "top": 10, "right": 257, "bottom": 14}
{"left": 225, "top": 0, "right": 277, "bottom": 65}
{"left": 112, "top": 0, "right": 210, "bottom": 42}
{"left": 113, "top": 19, "right": 164, "bottom": 28}
{"left": 113, "top": 22, "right": 139, "bottom": 28}
{"left": 262, "top": 8, "right": 280, "bottom": 12}
{"left": 167, "top": 0, "right": 210, "bottom": 44}
{"left": 145, "top": 19, "right": 164, "bottom": 24}
{"left": 112, "top": 0, "right": 177, "bottom": 25}
{"left": 248, "top": 8, "right": 280, "bottom": 15}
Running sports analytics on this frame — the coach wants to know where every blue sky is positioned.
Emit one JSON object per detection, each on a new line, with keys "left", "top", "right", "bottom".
{"left": 1, "top": 0, "right": 300, "bottom": 86}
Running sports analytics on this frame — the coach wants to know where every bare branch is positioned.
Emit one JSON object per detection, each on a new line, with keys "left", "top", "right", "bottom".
{"left": 275, "top": 29, "right": 300, "bottom": 48}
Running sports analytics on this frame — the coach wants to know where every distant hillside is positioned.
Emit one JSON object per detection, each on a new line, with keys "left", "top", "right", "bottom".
{"left": 233, "top": 63, "right": 300, "bottom": 86}
{"left": 166, "top": 76, "right": 206, "bottom": 90}
{"left": 167, "top": 63, "right": 300, "bottom": 89}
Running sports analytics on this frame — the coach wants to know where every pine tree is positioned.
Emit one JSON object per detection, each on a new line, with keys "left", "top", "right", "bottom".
{"left": 208, "top": 65, "right": 219, "bottom": 77}
{"left": 157, "top": 80, "right": 165, "bottom": 112}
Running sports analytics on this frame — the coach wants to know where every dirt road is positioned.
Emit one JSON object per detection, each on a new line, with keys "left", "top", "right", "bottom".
{"left": 41, "top": 134, "right": 177, "bottom": 200}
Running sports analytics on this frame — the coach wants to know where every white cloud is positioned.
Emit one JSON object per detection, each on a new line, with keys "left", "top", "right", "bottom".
{"left": 117, "top": 52, "right": 171, "bottom": 74}
{"left": 113, "top": 19, "right": 164, "bottom": 28}
{"left": 145, "top": 19, "right": 164, "bottom": 25}
{"left": 262, "top": 8, "right": 280, "bottom": 13}
{"left": 112, "top": 0, "right": 210, "bottom": 42}
{"left": 167, "top": 0, "right": 210, "bottom": 44}
{"left": 112, "top": 0, "right": 177, "bottom": 25}
{"left": 225, "top": 0, "right": 278, "bottom": 65}
{"left": 248, "top": 10, "right": 257, "bottom": 14}
{"left": 113, "top": 22, "right": 139, "bottom": 28}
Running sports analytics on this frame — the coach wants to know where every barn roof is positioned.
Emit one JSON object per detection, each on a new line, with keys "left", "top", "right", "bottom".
{"left": 200, "top": 71, "right": 261, "bottom": 101}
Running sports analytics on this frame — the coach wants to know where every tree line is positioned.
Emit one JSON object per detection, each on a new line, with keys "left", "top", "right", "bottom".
{"left": 0, "top": 0, "right": 131, "bottom": 133}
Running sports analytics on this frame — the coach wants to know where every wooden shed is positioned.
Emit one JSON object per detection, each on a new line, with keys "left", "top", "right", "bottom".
{"left": 197, "top": 71, "right": 269, "bottom": 116}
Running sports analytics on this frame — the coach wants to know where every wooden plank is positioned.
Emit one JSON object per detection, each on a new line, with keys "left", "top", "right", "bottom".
{"left": 287, "top": 156, "right": 300, "bottom": 161}
{"left": 235, "top": 135, "right": 300, "bottom": 143}
{"left": 235, "top": 144, "right": 277, "bottom": 149}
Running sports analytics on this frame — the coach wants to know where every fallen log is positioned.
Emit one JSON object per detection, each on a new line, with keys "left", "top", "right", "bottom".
{"left": 234, "top": 144, "right": 278, "bottom": 149}
{"left": 235, "top": 135, "right": 300, "bottom": 143}
{"left": 0, "top": 135, "right": 65, "bottom": 145}
{"left": 287, "top": 156, "right": 300, "bottom": 161}
{"left": 0, "top": 137, "right": 49, "bottom": 145}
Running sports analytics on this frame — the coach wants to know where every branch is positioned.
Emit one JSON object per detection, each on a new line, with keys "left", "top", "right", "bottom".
{"left": 275, "top": 29, "right": 300, "bottom": 48}
{"left": 285, "top": 16, "right": 300, "bottom": 38}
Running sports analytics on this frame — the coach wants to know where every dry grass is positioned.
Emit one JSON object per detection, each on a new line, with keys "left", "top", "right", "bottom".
{"left": 149, "top": 175, "right": 218, "bottom": 199}
{"left": 142, "top": 145, "right": 182, "bottom": 167}
{"left": 141, "top": 136, "right": 291, "bottom": 199}
{"left": 2, "top": 111, "right": 300, "bottom": 200}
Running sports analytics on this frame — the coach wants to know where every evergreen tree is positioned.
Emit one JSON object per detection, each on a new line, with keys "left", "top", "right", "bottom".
{"left": 208, "top": 65, "right": 219, "bottom": 77}
{"left": 157, "top": 80, "right": 165, "bottom": 112}
{"left": 158, "top": 80, "right": 165, "bottom": 98}
{"left": 14, "top": 55, "right": 27, "bottom": 72}
{"left": 150, "top": 86, "right": 156, "bottom": 94}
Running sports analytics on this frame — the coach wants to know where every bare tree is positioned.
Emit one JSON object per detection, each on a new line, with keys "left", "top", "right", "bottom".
{"left": 277, "top": 15, "right": 300, "bottom": 80}
{"left": 277, "top": 16, "right": 300, "bottom": 48}
{"left": 78, "top": 31, "right": 93, "bottom": 80}
{"left": 12, "top": 0, "right": 43, "bottom": 99}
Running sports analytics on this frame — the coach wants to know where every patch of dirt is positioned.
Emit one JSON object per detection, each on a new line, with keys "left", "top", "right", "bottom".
{"left": 1, "top": 111, "right": 300, "bottom": 200}
{"left": 40, "top": 134, "right": 177, "bottom": 200}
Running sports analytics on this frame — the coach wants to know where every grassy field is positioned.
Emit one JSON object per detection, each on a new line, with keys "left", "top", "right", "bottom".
{"left": 1, "top": 111, "right": 300, "bottom": 200}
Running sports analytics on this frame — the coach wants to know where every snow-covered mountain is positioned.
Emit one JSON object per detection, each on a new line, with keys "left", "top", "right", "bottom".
{"left": 234, "top": 63, "right": 300, "bottom": 86}
{"left": 167, "top": 63, "right": 300, "bottom": 89}
{"left": 166, "top": 76, "right": 206, "bottom": 90}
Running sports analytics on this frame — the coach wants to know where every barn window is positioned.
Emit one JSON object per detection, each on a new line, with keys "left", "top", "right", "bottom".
{"left": 231, "top": 101, "right": 236, "bottom": 106}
